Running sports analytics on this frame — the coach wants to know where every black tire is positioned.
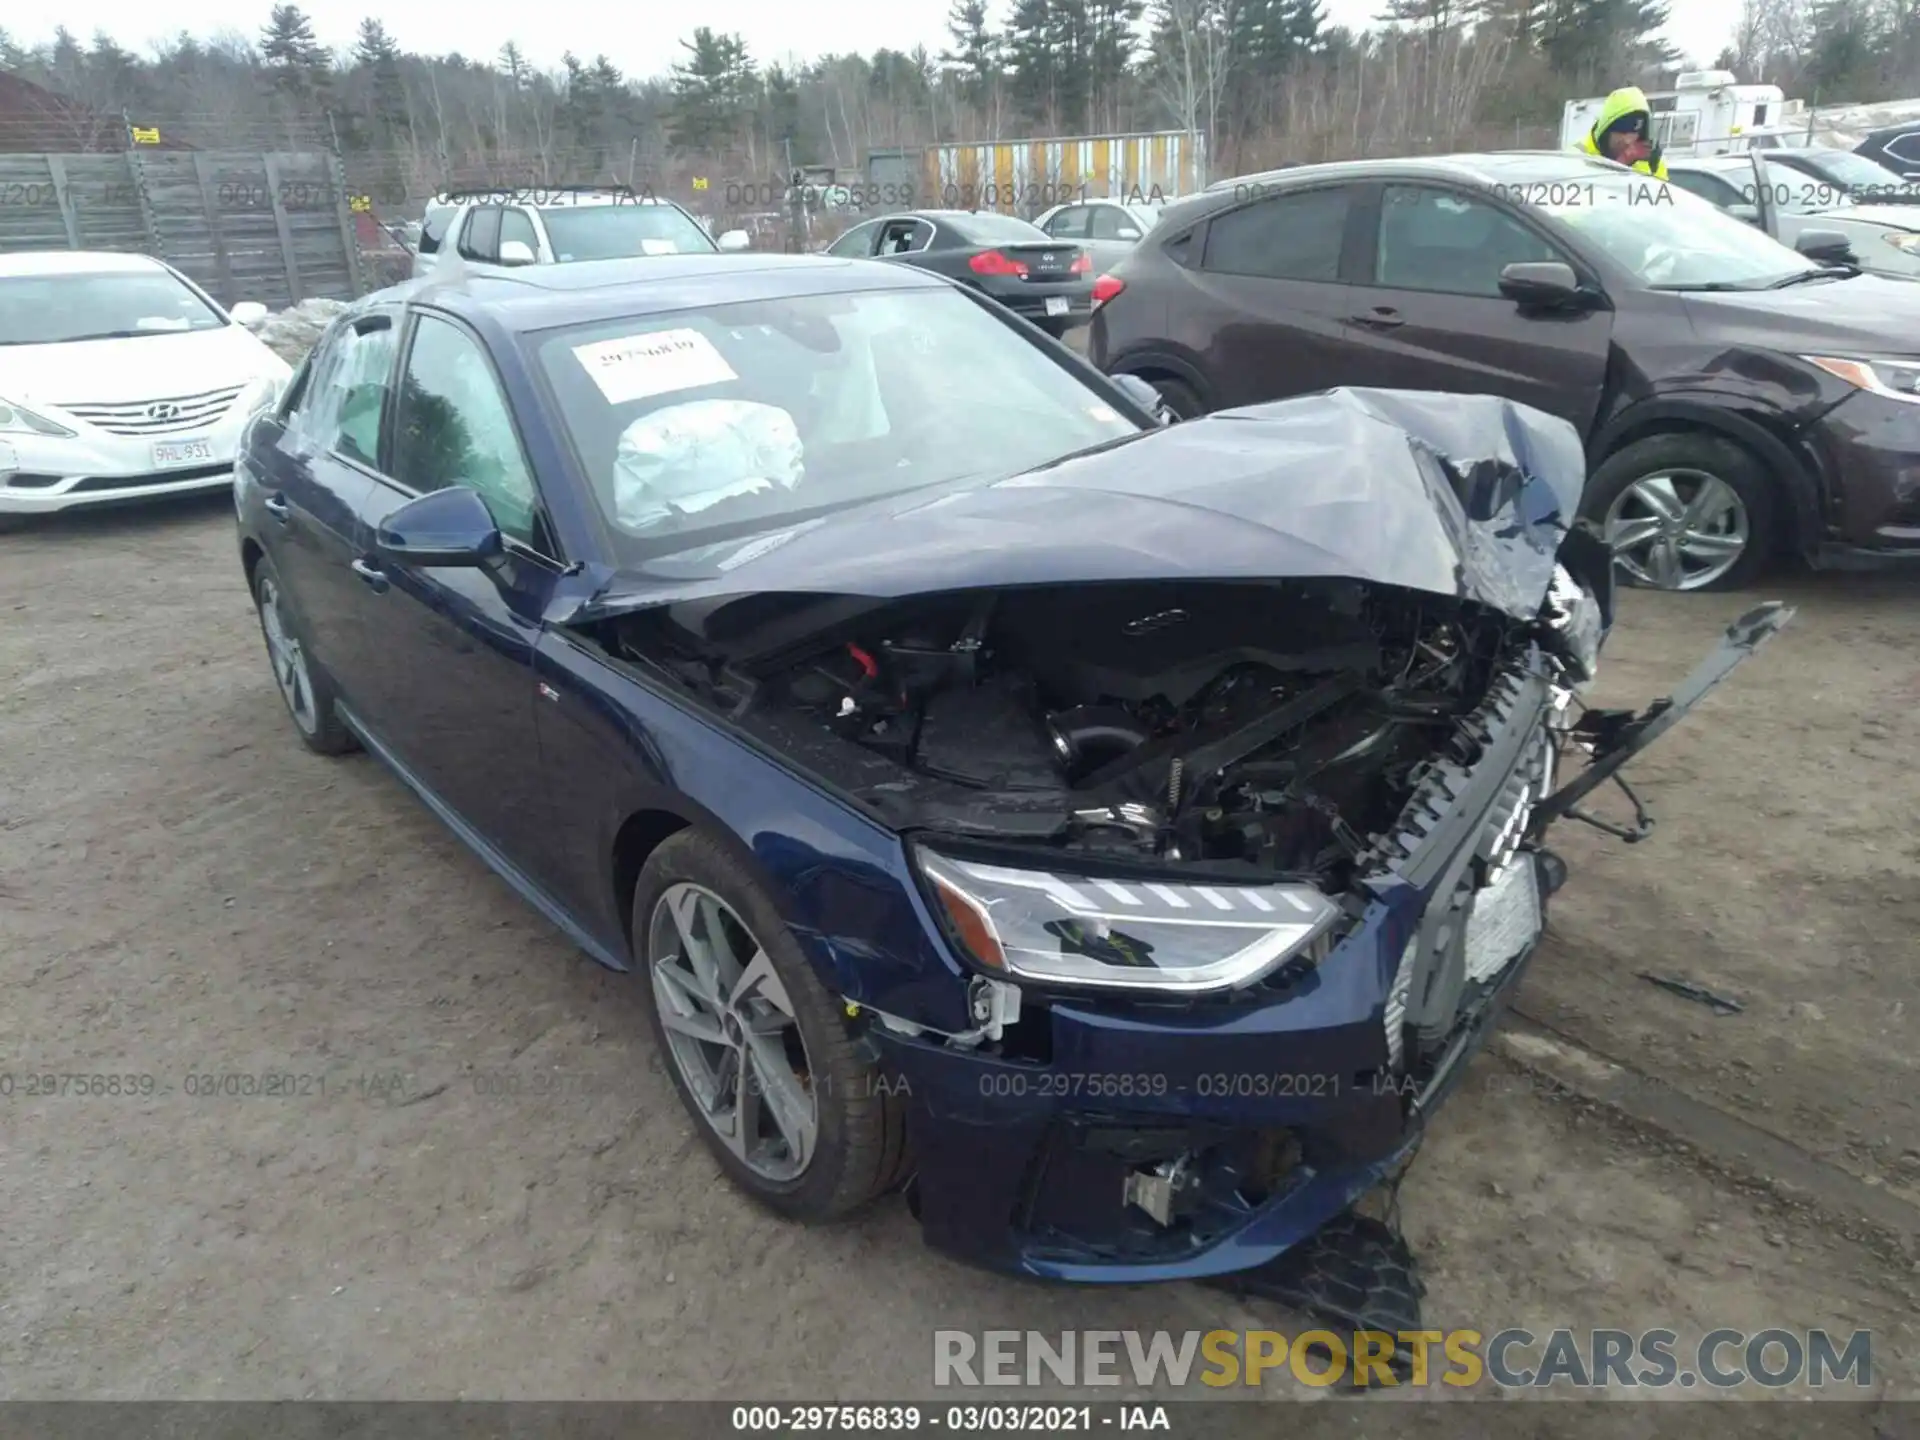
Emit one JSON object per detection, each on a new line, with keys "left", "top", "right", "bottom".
{"left": 632, "top": 829, "right": 912, "bottom": 1221}
{"left": 249, "top": 552, "right": 357, "bottom": 755}
{"left": 1142, "top": 374, "right": 1203, "bottom": 420}
{"left": 1581, "top": 432, "right": 1777, "bottom": 593}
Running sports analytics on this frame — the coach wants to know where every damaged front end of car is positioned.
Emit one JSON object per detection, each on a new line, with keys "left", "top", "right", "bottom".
{"left": 560, "top": 387, "right": 1791, "bottom": 1280}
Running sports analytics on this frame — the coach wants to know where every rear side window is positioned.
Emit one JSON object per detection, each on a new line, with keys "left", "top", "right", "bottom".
{"left": 1202, "top": 187, "right": 1351, "bottom": 282}
{"left": 459, "top": 207, "right": 503, "bottom": 263}
{"left": 287, "top": 317, "right": 398, "bottom": 467}
{"left": 500, "top": 208, "right": 540, "bottom": 257}
{"left": 1045, "top": 206, "right": 1090, "bottom": 238}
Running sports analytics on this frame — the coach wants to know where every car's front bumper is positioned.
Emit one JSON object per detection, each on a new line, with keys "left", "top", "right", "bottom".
{"left": 870, "top": 652, "right": 1564, "bottom": 1282}
{"left": 1812, "top": 390, "right": 1920, "bottom": 558}
{"left": 0, "top": 420, "right": 248, "bottom": 516}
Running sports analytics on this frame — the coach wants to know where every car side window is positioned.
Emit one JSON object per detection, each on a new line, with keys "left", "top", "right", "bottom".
{"left": 391, "top": 314, "right": 541, "bottom": 547}
{"left": 499, "top": 207, "right": 540, "bottom": 257}
{"left": 1667, "top": 171, "right": 1744, "bottom": 209}
{"left": 878, "top": 219, "right": 929, "bottom": 254}
{"left": 827, "top": 220, "right": 880, "bottom": 258}
{"left": 1089, "top": 206, "right": 1135, "bottom": 240}
{"left": 287, "top": 317, "right": 398, "bottom": 467}
{"left": 1374, "top": 185, "right": 1562, "bottom": 298}
{"left": 458, "top": 206, "right": 503, "bottom": 263}
{"left": 1047, "top": 206, "right": 1090, "bottom": 238}
{"left": 1202, "top": 186, "right": 1351, "bottom": 282}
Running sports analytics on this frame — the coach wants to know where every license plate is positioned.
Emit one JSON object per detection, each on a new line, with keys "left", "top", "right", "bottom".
{"left": 151, "top": 437, "right": 216, "bottom": 468}
{"left": 1045, "top": 296, "right": 1070, "bottom": 317}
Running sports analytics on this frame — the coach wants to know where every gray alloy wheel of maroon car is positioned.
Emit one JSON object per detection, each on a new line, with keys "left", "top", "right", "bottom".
{"left": 1583, "top": 431, "right": 1777, "bottom": 592}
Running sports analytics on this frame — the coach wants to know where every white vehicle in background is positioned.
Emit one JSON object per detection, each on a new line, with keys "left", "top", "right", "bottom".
{"left": 413, "top": 187, "right": 749, "bottom": 279}
{"left": 1665, "top": 151, "right": 1920, "bottom": 279}
{"left": 0, "top": 251, "right": 292, "bottom": 531}
{"left": 1032, "top": 198, "right": 1166, "bottom": 274}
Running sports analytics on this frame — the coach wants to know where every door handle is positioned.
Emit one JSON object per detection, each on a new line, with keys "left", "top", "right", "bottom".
{"left": 350, "top": 557, "right": 390, "bottom": 594}
{"left": 263, "top": 494, "right": 291, "bottom": 523}
{"left": 1351, "top": 308, "right": 1405, "bottom": 329}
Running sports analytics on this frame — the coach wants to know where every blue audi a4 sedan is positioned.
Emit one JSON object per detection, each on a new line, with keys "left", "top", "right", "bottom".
{"left": 233, "top": 252, "right": 1789, "bottom": 1282}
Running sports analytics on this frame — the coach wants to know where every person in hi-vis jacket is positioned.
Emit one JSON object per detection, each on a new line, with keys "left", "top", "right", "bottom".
{"left": 1578, "top": 87, "right": 1672, "bottom": 180}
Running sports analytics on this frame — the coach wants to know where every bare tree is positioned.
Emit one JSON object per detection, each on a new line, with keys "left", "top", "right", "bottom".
{"left": 1152, "top": 0, "right": 1235, "bottom": 155}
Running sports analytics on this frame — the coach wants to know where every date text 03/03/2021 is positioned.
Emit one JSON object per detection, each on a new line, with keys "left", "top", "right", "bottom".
{"left": 730, "top": 1406, "right": 1172, "bottom": 1432}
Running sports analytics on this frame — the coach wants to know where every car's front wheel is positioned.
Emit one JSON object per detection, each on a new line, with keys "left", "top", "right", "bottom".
{"left": 634, "top": 829, "right": 912, "bottom": 1221}
{"left": 1584, "top": 433, "right": 1776, "bottom": 592}
{"left": 1142, "top": 374, "right": 1204, "bottom": 421}
{"left": 250, "top": 553, "right": 356, "bottom": 754}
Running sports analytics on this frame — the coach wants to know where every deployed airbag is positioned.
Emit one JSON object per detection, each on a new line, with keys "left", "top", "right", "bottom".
{"left": 611, "top": 399, "right": 805, "bottom": 532}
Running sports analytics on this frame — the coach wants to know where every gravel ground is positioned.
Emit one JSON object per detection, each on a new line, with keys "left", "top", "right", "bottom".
{"left": 1, "top": 494, "right": 1916, "bottom": 1409}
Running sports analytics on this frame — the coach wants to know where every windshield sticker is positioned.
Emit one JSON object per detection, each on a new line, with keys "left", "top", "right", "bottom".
{"left": 574, "top": 328, "right": 737, "bottom": 404}
{"left": 640, "top": 238, "right": 678, "bottom": 256}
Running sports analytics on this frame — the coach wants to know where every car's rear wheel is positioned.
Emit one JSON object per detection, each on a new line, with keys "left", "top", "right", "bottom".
{"left": 251, "top": 554, "right": 356, "bottom": 754}
{"left": 1141, "top": 375, "right": 1203, "bottom": 421}
{"left": 1584, "top": 432, "right": 1776, "bottom": 592}
{"left": 633, "top": 829, "right": 911, "bottom": 1220}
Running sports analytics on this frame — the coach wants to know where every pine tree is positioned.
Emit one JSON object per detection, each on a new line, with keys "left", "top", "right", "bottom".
{"left": 0, "top": 26, "right": 24, "bottom": 70}
{"left": 941, "top": 0, "right": 1004, "bottom": 109}
{"left": 670, "top": 28, "right": 753, "bottom": 154}
{"left": 498, "top": 41, "right": 529, "bottom": 90}
{"left": 353, "top": 19, "right": 406, "bottom": 149}
{"left": 260, "top": 3, "right": 331, "bottom": 112}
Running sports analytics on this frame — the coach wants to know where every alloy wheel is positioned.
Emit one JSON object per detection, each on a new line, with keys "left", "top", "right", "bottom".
{"left": 647, "top": 882, "right": 819, "bottom": 1183}
{"left": 1603, "top": 468, "right": 1750, "bottom": 591}
{"left": 256, "top": 575, "right": 318, "bottom": 734}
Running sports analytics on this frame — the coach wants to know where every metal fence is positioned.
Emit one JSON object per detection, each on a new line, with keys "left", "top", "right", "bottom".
{"left": 0, "top": 150, "right": 367, "bottom": 308}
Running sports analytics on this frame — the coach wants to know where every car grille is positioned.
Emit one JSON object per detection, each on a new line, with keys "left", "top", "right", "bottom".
{"left": 1363, "top": 656, "right": 1555, "bottom": 1072}
{"left": 58, "top": 385, "right": 247, "bottom": 436}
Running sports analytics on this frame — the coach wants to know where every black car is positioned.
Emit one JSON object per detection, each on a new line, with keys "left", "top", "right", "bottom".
{"left": 1091, "top": 151, "right": 1920, "bottom": 592}
{"left": 824, "top": 209, "right": 1094, "bottom": 336}
{"left": 1853, "top": 121, "right": 1920, "bottom": 182}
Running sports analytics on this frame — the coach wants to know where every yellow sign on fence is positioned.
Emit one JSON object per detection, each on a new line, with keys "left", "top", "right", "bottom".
{"left": 129, "top": 126, "right": 161, "bottom": 145}
{"left": 692, "top": 176, "right": 709, "bottom": 191}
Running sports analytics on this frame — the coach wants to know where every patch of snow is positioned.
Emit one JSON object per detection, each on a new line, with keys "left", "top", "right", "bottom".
{"left": 255, "top": 297, "right": 350, "bottom": 365}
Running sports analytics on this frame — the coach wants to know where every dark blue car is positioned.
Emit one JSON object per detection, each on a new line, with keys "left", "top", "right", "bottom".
{"left": 233, "top": 252, "right": 1788, "bottom": 1283}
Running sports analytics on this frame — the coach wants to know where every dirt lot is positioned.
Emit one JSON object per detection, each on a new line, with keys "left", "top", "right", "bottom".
{"left": 2, "top": 494, "right": 1917, "bottom": 1409}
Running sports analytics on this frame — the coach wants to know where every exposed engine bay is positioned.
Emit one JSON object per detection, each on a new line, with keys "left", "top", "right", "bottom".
{"left": 594, "top": 579, "right": 1571, "bottom": 893}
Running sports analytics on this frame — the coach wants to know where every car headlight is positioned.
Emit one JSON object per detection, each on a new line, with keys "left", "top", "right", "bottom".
{"left": 1542, "top": 563, "right": 1603, "bottom": 684}
{"left": 915, "top": 845, "right": 1339, "bottom": 994}
{"left": 0, "top": 396, "right": 76, "bottom": 438}
{"left": 1804, "top": 354, "right": 1920, "bottom": 404}
{"left": 1883, "top": 232, "right": 1920, "bottom": 255}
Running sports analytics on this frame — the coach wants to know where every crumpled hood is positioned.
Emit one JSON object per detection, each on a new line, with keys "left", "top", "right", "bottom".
{"left": 573, "top": 387, "right": 1590, "bottom": 624}
{"left": 0, "top": 325, "right": 287, "bottom": 409}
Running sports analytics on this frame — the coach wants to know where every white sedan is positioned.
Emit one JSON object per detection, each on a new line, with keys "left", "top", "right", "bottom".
{"left": 0, "top": 251, "right": 293, "bottom": 530}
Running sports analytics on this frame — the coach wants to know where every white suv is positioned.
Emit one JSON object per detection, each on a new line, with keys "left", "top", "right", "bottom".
{"left": 412, "top": 187, "right": 749, "bottom": 278}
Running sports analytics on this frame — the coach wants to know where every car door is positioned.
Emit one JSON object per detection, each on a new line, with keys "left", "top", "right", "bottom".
{"left": 1339, "top": 182, "right": 1613, "bottom": 434}
{"left": 347, "top": 309, "right": 563, "bottom": 879}
{"left": 251, "top": 310, "right": 401, "bottom": 701}
{"left": 1181, "top": 182, "right": 1374, "bottom": 410}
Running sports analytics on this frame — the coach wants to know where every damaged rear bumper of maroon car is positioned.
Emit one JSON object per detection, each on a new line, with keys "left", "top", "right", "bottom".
{"left": 565, "top": 387, "right": 1791, "bottom": 1282}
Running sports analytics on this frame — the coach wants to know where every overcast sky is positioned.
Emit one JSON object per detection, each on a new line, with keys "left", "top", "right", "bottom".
{"left": 14, "top": 0, "right": 1742, "bottom": 85}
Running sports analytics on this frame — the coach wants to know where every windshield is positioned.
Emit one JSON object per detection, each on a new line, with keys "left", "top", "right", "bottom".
{"left": 0, "top": 269, "right": 227, "bottom": 345}
{"left": 1525, "top": 173, "right": 1824, "bottom": 290}
{"left": 539, "top": 203, "right": 718, "bottom": 261}
{"left": 948, "top": 212, "right": 1050, "bottom": 244}
{"left": 533, "top": 288, "right": 1142, "bottom": 559}
{"left": 1789, "top": 148, "right": 1920, "bottom": 198}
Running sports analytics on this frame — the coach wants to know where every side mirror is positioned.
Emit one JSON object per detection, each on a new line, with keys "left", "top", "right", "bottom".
{"left": 497, "top": 239, "right": 537, "bottom": 266}
{"left": 1111, "top": 373, "right": 1177, "bottom": 426}
{"left": 230, "top": 300, "right": 269, "bottom": 328}
{"left": 373, "top": 486, "right": 503, "bottom": 568}
{"left": 1498, "top": 260, "right": 1585, "bottom": 309}
{"left": 1726, "top": 202, "right": 1762, "bottom": 225}
{"left": 1795, "top": 228, "right": 1856, "bottom": 265}
{"left": 718, "top": 229, "right": 751, "bottom": 252}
